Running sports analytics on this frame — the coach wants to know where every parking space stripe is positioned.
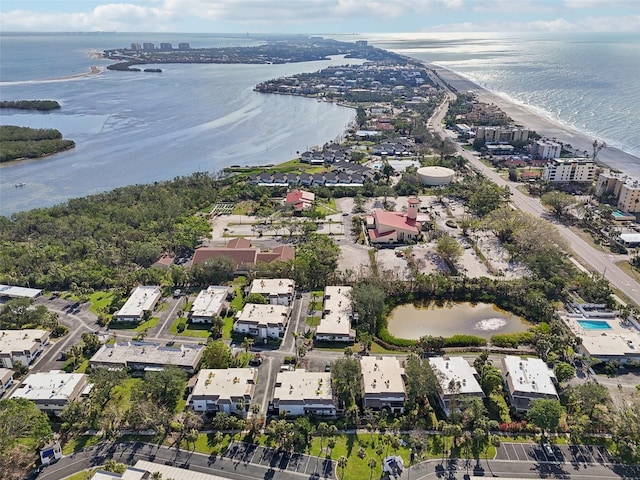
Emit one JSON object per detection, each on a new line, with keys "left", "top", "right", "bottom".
{"left": 517, "top": 443, "right": 528, "bottom": 461}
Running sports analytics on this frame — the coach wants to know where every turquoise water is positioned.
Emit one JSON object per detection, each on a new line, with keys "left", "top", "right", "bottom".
{"left": 613, "top": 210, "right": 629, "bottom": 218}
{"left": 577, "top": 320, "right": 612, "bottom": 330}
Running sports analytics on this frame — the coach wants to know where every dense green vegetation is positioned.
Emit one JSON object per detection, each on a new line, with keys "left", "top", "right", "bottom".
{"left": 0, "top": 100, "right": 61, "bottom": 111}
{"left": 0, "top": 125, "right": 75, "bottom": 162}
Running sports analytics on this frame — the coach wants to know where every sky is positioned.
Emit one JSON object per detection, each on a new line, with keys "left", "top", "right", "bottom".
{"left": 1, "top": 0, "right": 639, "bottom": 34}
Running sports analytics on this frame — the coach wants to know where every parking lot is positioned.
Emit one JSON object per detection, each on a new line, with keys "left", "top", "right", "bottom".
{"left": 222, "top": 441, "right": 334, "bottom": 478}
{"left": 495, "top": 442, "right": 612, "bottom": 465}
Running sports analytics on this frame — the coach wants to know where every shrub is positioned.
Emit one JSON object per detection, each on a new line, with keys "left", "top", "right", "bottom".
{"left": 51, "top": 324, "right": 70, "bottom": 337}
{"left": 488, "top": 392, "right": 511, "bottom": 423}
{"left": 491, "top": 332, "right": 533, "bottom": 348}
{"left": 443, "top": 335, "right": 486, "bottom": 348}
{"left": 176, "top": 319, "right": 186, "bottom": 333}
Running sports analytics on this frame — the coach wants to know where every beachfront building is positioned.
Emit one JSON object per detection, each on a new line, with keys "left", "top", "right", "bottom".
{"left": 0, "top": 329, "right": 50, "bottom": 368}
{"left": 361, "top": 356, "right": 406, "bottom": 414}
{"left": 542, "top": 158, "right": 595, "bottom": 184}
{"left": 10, "top": 371, "right": 90, "bottom": 414}
{"left": 248, "top": 278, "right": 295, "bottom": 306}
{"left": 234, "top": 303, "right": 291, "bottom": 340}
{"left": 595, "top": 172, "right": 640, "bottom": 213}
{"left": 113, "top": 285, "right": 161, "bottom": 322}
{"left": 367, "top": 197, "right": 426, "bottom": 244}
{"left": 0, "top": 368, "right": 14, "bottom": 394}
{"left": 465, "top": 103, "right": 508, "bottom": 125}
{"left": 272, "top": 369, "right": 336, "bottom": 417}
{"left": 188, "top": 368, "right": 257, "bottom": 416}
{"left": 90, "top": 341, "right": 204, "bottom": 373}
{"left": 193, "top": 238, "right": 295, "bottom": 274}
{"left": 316, "top": 286, "right": 355, "bottom": 342}
{"left": 475, "top": 126, "right": 530, "bottom": 144}
{"left": 532, "top": 140, "right": 562, "bottom": 160}
{"left": 428, "top": 356, "right": 485, "bottom": 417}
{"left": 190, "top": 286, "right": 231, "bottom": 324}
{"left": 501, "top": 356, "right": 558, "bottom": 413}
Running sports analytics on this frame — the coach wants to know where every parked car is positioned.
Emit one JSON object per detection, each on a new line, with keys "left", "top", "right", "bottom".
{"left": 173, "top": 289, "right": 182, "bottom": 298}
{"left": 249, "top": 354, "right": 263, "bottom": 366}
{"left": 543, "top": 443, "right": 554, "bottom": 457}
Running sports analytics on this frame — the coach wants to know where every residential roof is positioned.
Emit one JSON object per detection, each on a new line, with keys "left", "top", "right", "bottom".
{"left": 0, "top": 284, "right": 42, "bottom": 299}
{"left": 0, "top": 329, "right": 49, "bottom": 355}
{"left": 115, "top": 286, "right": 161, "bottom": 318}
{"left": 373, "top": 210, "right": 419, "bottom": 233}
{"left": 191, "top": 368, "right": 256, "bottom": 402}
{"left": 428, "top": 356, "right": 483, "bottom": 396}
{"left": 90, "top": 341, "right": 204, "bottom": 370}
{"left": 273, "top": 369, "right": 333, "bottom": 403}
{"left": 502, "top": 356, "right": 558, "bottom": 397}
{"left": 235, "top": 304, "right": 290, "bottom": 327}
{"left": 193, "top": 240, "right": 294, "bottom": 269}
{"left": 317, "top": 286, "right": 353, "bottom": 337}
{"left": 191, "top": 286, "right": 230, "bottom": 318}
{"left": 11, "top": 370, "right": 87, "bottom": 403}
{"left": 0, "top": 368, "right": 13, "bottom": 384}
{"left": 285, "top": 190, "right": 315, "bottom": 205}
{"left": 249, "top": 278, "right": 295, "bottom": 297}
{"left": 361, "top": 356, "right": 406, "bottom": 396}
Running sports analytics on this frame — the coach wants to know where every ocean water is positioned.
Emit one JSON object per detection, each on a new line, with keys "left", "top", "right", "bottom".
{"left": 2, "top": 32, "right": 639, "bottom": 215}
{"left": 0, "top": 33, "right": 359, "bottom": 216}
{"left": 366, "top": 32, "right": 640, "bottom": 160}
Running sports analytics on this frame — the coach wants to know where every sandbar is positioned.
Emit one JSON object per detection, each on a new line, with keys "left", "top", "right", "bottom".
{"left": 430, "top": 64, "right": 640, "bottom": 178}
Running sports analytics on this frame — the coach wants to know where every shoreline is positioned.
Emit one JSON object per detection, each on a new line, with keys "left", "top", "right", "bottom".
{"left": 428, "top": 63, "right": 640, "bottom": 178}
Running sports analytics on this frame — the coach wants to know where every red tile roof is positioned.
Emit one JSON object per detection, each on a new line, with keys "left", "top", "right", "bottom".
{"left": 227, "top": 237, "right": 252, "bottom": 249}
{"left": 373, "top": 210, "right": 419, "bottom": 234}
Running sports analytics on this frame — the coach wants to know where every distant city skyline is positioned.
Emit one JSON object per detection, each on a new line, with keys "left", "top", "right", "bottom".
{"left": 1, "top": 0, "right": 638, "bottom": 34}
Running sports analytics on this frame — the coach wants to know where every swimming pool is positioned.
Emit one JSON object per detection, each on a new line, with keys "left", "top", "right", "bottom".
{"left": 578, "top": 320, "right": 612, "bottom": 330}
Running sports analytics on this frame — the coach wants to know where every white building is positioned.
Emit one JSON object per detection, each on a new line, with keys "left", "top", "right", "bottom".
{"left": 0, "top": 329, "right": 50, "bottom": 368}
{"left": 114, "top": 285, "right": 161, "bottom": 322}
{"left": 190, "top": 286, "right": 230, "bottom": 323}
{"left": 188, "top": 368, "right": 256, "bottom": 417}
{"left": 272, "top": 369, "right": 336, "bottom": 417}
{"left": 595, "top": 172, "right": 640, "bottom": 213}
{"left": 10, "top": 370, "right": 90, "bottom": 414}
{"left": 501, "top": 356, "right": 558, "bottom": 413}
{"left": 0, "top": 368, "right": 14, "bottom": 394}
{"left": 248, "top": 278, "right": 295, "bottom": 306}
{"left": 475, "top": 126, "right": 530, "bottom": 144}
{"left": 91, "top": 460, "right": 232, "bottom": 480}
{"left": 428, "top": 356, "right": 484, "bottom": 416}
{"left": 360, "top": 356, "right": 406, "bottom": 414}
{"left": 367, "top": 197, "right": 426, "bottom": 244}
{"left": 234, "top": 303, "right": 291, "bottom": 340}
{"left": 90, "top": 341, "right": 204, "bottom": 373}
{"left": 0, "top": 284, "right": 42, "bottom": 300}
{"left": 532, "top": 140, "right": 562, "bottom": 160}
{"left": 542, "top": 158, "right": 595, "bottom": 183}
{"left": 316, "top": 286, "right": 355, "bottom": 342}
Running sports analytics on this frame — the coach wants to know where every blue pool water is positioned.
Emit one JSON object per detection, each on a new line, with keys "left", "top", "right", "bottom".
{"left": 578, "top": 320, "right": 612, "bottom": 330}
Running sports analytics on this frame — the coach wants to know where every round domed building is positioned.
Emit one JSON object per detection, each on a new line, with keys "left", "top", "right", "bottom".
{"left": 417, "top": 166, "right": 455, "bottom": 186}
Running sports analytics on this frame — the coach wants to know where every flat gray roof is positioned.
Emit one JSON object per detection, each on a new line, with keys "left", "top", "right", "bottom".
{"left": 0, "top": 284, "right": 42, "bottom": 299}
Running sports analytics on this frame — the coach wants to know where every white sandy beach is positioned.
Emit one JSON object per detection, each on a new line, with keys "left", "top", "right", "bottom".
{"left": 430, "top": 64, "right": 640, "bottom": 178}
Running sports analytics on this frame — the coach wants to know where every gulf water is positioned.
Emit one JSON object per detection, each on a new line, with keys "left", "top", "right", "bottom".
{"left": 1, "top": 32, "right": 639, "bottom": 216}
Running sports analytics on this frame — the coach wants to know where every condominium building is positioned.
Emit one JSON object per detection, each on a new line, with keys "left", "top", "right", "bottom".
{"left": 595, "top": 172, "right": 640, "bottom": 213}
{"left": 190, "top": 286, "right": 231, "bottom": 323}
{"left": 10, "top": 371, "right": 90, "bottom": 414}
{"left": 90, "top": 341, "right": 204, "bottom": 373}
{"left": 0, "top": 329, "right": 50, "bottom": 368}
{"left": 532, "top": 140, "right": 561, "bottom": 160}
{"left": 428, "top": 356, "right": 484, "bottom": 416}
{"left": 233, "top": 303, "right": 291, "bottom": 339}
{"left": 360, "top": 356, "right": 406, "bottom": 414}
{"left": 0, "top": 368, "right": 14, "bottom": 394}
{"left": 113, "top": 286, "right": 161, "bottom": 322}
{"left": 475, "top": 126, "right": 530, "bottom": 144}
{"left": 272, "top": 369, "right": 336, "bottom": 417}
{"left": 248, "top": 278, "right": 295, "bottom": 306}
{"left": 188, "top": 368, "right": 257, "bottom": 417}
{"left": 501, "top": 356, "right": 558, "bottom": 413}
{"left": 316, "top": 286, "right": 355, "bottom": 342}
{"left": 542, "top": 158, "right": 595, "bottom": 183}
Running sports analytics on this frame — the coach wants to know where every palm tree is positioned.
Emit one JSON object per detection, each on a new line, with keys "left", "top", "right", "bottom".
{"left": 150, "top": 473, "right": 163, "bottom": 480}
{"left": 337, "top": 456, "right": 348, "bottom": 480}
{"left": 367, "top": 457, "right": 377, "bottom": 480}
{"left": 241, "top": 337, "right": 254, "bottom": 354}
{"left": 327, "top": 436, "right": 336, "bottom": 456}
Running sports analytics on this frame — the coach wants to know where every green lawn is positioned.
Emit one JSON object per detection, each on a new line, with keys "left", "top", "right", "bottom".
{"left": 109, "top": 317, "right": 159, "bottom": 332}
{"left": 306, "top": 316, "right": 321, "bottom": 326}
{"left": 223, "top": 316, "right": 234, "bottom": 340}
{"left": 316, "top": 198, "right": 338, "bottom": 215}
{"left": 369, "top": 341, "right": 398, "bottom": 354}
{"left": 169, "top": 318, "right": 212, "bottom": 338}
{"left": 88, "top": 291, "right": 114, "bottom": 315}
{"left": 62, "top": 468, "right": 99, "bottom": 480}
{"left": 110, "top": 377, "right": 142, "bottom": 411}
{"left": 62, "top": 435, "right": 103, "bottom": 455}
{"left": 187, "top": 432, "right": 239, "bottom": 455}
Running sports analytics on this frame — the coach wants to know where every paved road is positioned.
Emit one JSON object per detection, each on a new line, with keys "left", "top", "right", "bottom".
{"left": 427, "top": 89, "right": 640, "bottom": 306}
{"left": 35, "top": 440, "right": 635, "bottom": 480}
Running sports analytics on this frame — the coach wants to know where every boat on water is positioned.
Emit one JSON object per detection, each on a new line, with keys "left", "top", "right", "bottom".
{"left": 14, "top": 182, "right": 26, "bottom": 187}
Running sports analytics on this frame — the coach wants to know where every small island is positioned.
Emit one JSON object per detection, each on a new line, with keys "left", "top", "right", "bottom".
{"left": 0, "top": 125, "right": 75, "bottom": 163}
{"left": 0, "top": 100, "right": 61, "bottom": 111}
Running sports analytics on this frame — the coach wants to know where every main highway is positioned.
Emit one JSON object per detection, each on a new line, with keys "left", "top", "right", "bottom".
{"left": 426, "top": 77, "right": 640, "bottom": 306}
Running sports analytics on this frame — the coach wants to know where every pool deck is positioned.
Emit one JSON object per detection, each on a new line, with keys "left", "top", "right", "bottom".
{"left": 562, "top": 313, "right": 640, "bottom": 361}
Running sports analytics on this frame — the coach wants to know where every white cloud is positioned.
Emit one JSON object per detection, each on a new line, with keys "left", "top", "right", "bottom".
{"left": 426, "top": 15, "right": 640, "bottom": 32}
{"left": 564, "top": 0, "right": 639, "bottom": 9}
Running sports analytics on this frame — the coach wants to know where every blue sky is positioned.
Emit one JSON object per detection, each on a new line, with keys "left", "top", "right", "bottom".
{"left": 1, "top": 0, "right": 638, "bottom": 33}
